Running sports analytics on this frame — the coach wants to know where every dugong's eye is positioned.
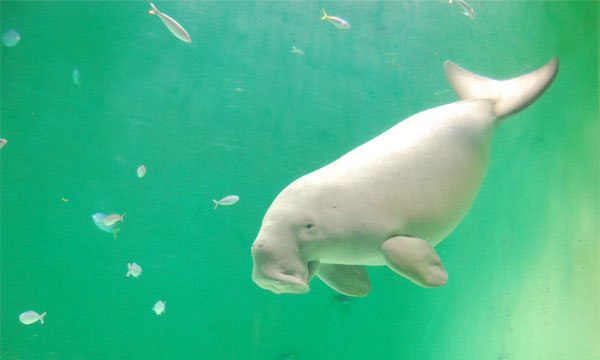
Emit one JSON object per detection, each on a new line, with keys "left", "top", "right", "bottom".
{"left": 305, "top": 223, "right": 314, "bottom": 230}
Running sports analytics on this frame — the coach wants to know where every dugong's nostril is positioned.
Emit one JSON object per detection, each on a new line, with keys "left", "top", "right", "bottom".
{"left": 254, "top": 241, "right": 265, "bottom": 248}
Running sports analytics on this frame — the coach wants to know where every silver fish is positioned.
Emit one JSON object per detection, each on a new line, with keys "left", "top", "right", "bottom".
{"left": 72, "top": 67, "right": 81, "bottom": 86}
{"left": 102, "top": 212, "right": 126, "bottom": 227}
{"left": 320, "top": 9, "right": 350, "bottom": 29}
{"left": 148, "top": 2, "right": 192, "bottom": 43}
{"left": 291, "top": 46, "right": 305, "bottom": 56}
{"left": 2, "top": 29, "right": 20, "bottom": 47}
{"left": 127, "top": 262, "right": 142, "bottom": 277}
{"left": 449, "top": 0, "right": 475, "bottom": 20}
{"left": 213, "top": 195, "right": 239, "bottom": 209}
{"left": 19, "top": 310, "right": 46, "bottom": 325}
{"left": 152, "top": 300, "right": 166, "bottom": 315}
{"left": 137, "top": 164, "right": 147, "bottom": 178}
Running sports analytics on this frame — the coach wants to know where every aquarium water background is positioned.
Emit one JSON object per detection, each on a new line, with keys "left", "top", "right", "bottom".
{"left": 1, "top": 1, "right": 598, "bottom": 359}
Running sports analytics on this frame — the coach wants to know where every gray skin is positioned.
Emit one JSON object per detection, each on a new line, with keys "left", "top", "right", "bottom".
{"left": 251, "top": 58, "right": 558, "bottom": 296}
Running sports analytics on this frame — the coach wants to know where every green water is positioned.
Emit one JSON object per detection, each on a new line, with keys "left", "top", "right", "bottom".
{"left": 1, "top": 1, "right": 598, "bottom": 359}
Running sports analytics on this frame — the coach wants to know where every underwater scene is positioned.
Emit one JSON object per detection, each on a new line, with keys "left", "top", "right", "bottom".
{"left": 1, "top": 1, "right": 598, "bottom": 359}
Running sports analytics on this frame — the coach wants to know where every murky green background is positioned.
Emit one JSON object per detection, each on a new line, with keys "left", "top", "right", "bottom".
{"left": 1, "top": 1, "right": 598, "bottom": 359}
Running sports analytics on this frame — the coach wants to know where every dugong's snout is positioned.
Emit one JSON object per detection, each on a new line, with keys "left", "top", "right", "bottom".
{"left": 252, "top": 272, "right": 309, "bottom": 294}
{"left": 251, "top": 239, "right": 310, "bottom": 294}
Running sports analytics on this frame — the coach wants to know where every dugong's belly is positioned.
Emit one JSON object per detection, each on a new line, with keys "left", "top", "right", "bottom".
{"left": 300, "top": 101, "right": 496, "bottom": 265}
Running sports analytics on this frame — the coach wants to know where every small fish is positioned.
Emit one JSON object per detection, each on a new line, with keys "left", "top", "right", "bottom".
{"left": 213, "top": 195, "right": 239, "bottom": 209}
{"left": 19, "top": 310, "right": 46, "bottom": 325}
{"left": 126, "top": 262, "right": 142, "bottom": 277}
{"left": 0, "top": 138, "right": 7, "bottom": 149}
{"left": 92, "top": 213, "right": 116, "bottom": 234}
{"left": 320, "top": 9, "right": 350, "bottom": 29}
{"left": 2, "top": 29, "right": 21, "bottom": 47}
{"left": 148, "top": 2, "right": 192, "bottom": 43}
{"left": 291, "top": 45, "right": 305, "bottom": 56}
{"left": 137, "top": 164, "right": 147, "bottom": 178}
{"left": 448, "top": 0, "right": 475, "bottom": 20}
{"left": 61, "top": 197, "right": 69, "bottom": 202}
{"left": 102, "top": 212, "right": 126, "bottom": 227}
{"left": 152, "top": 300, "right": 166, "bottom": 315}
{"left": 72, "top": 67, "right": 81, "bottom": 86}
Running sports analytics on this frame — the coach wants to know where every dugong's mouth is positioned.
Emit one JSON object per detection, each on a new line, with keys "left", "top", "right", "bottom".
{"left": 258, "top": 280, "right": 309, "bottom": 294}
{"left": 252, "top": 269, "right": 309, "bottom": 294}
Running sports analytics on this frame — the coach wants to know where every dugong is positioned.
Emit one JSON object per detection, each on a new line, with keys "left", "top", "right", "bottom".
{"left": 251, "top": 58, "right": 559, "bottom": 296}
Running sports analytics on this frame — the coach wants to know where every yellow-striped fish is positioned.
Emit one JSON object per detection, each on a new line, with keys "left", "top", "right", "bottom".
{"left": 320, "top": 9, "right": 350, "bottom": 29}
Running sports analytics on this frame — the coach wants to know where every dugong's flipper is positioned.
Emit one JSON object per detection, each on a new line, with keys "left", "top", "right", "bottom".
{"left": 317, "top": 264, "right": 371, "bottom": 297}
{"left": 444, "top": 57, "right": 559, "bottom": 118}
{"left": 378, "top": 236, "right": 448, "bottom": 287}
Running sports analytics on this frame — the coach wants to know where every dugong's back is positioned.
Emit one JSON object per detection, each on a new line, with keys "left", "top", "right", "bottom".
{"left": 304, "top": 99, "right": 496, "bottom": 246}
{"left": 294, "top": 58, "right": 559, "bottom": 247}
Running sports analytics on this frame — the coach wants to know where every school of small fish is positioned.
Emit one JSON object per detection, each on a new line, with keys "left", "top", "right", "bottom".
{"left": 7, "top": 1, "right": 475, "bottom": 331}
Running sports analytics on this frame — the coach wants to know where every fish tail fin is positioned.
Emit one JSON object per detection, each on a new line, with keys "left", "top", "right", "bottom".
{"left": 121, "top": 211, "right": 127, "bottom": 223}
{"left": 126, "top": 263, "right": 132, "bottom": 277}
{"left": 148, "top": 2, "right": 158, "bottom": 14}
{"left": 321, "top": 9, "right": 328, "bottom": 20}
{"left": 40, "top": 312, "right": 47, "bottom": 325}
{"left": 444, "top": 57, "right": 559, "bottom": 119}
{"left": 213, "top": 200, "right": 219, "bottom": 209}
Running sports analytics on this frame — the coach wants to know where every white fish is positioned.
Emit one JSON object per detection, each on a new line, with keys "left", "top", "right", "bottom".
{"left": 126, "top": 262, "right": 142, "bottom": 277}
{"left": 213, "top": 195, "right": 239, "bottom": 209}
{"left": 148, "top": 2, "right": 192, "bottom": 43}
{"left": 152, "top": 300, "right": 166, "bottom": 315}
{"left": 0, "top": 138, "right": 7, "bottom": 149}
{"left": 137, "top": 164, "right": 147, "bottom": 178}
{"left": 2, "top": 29, "right": 21, "bottom": 47}
{"left": 102, "top": 212, "right": 126, "bottom": 226}
{"left": 320, "top": 9, "right": 350, "bottom": 29}
{"left": 72, "top": 67, "right": 81, "bottom": 86}
{"left": 92, "top": 212, "right": 117, "bottom": 237}
{"left": 19, "top": 310, "right": 46, "bottom": 325}
{"left": 448, "top": 0, "right": 475, "bottom": 20}
{"left": 291, "top": 46, "right": 305, "bottom": 56}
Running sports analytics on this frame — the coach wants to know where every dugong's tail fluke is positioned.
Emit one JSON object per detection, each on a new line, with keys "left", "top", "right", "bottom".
{"left": 444, "top": 57, "right": 559, "bottom": 119}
